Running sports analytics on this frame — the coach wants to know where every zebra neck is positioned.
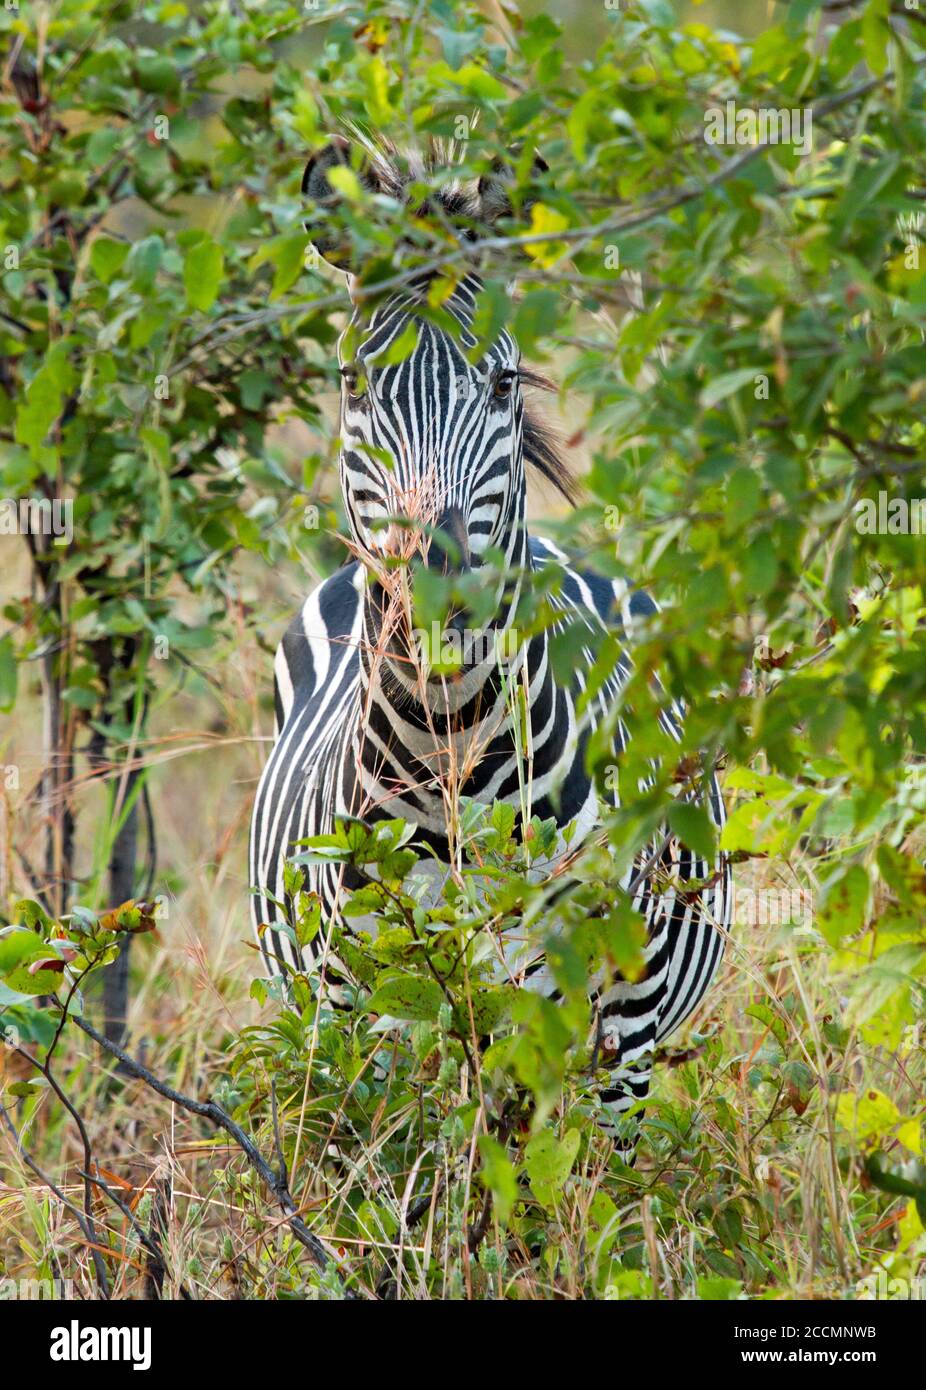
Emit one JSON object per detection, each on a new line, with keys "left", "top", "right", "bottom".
{"left": 356, "top": 510, "right": 531, "bottom": 723}
{"left": 352, "top": 622, "right": 560, "bottom": 826}
{"left": 352, "top": 544, "right": 564, "bottom": 809}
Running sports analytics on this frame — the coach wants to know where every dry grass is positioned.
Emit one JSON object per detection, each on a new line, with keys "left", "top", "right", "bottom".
{"left": 2, "top": 757, "right": 917, "bottom": 1299}
{"left": 1, "top": 531, "right": 922, "bottom": 1303}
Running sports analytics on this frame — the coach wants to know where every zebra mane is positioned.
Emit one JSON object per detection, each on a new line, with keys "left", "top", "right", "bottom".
{"left": 519, "top": 369, "right": 579, "bottom": 506}
{"left": 338, "top": 122, "right": 486, "bottom": 224}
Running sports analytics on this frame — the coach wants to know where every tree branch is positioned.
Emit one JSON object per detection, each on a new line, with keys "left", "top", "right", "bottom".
{"left": 70, "top": 1012, "right": 357, "bottom": 1293}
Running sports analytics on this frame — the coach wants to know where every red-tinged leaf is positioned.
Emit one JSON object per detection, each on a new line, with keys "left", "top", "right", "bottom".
{"left": 28, "top": 956, "right": 66, "bottom": 975}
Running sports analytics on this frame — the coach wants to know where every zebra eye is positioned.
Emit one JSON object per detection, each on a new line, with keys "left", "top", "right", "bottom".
{"left": 493, "top": 370, "right": 516, "bottom": 401}
{"left": 340, "top": 365, "right": 367, "bottom": 404}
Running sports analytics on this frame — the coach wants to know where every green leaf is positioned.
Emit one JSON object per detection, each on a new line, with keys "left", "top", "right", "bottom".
{"left": 697, "top": 1276, "right": 743, "bottom": 1300}
{"left": 525, "top": 1127, "right": 581, "bottom": 1207}
{"left": 566, "top": 90, "right": 599, "bottom": 162}
{"left": 741, "top": 532, "right": 778, "bottom": 597}
{"left": 136, "top": 53, "right": 181, "bottom": 93}
{"left": 183, "top": 237, "right": 225, "bottom": 313}
{"left": 834, "top": 152, "right": 900, "bottom": 238}
{"left": 326, "top": 165, "right": 363, "bottom": 201}
{"left": 865, "top": 1153, "right": 926, "bottom": 1223}
{"left": 365, "top": 975, "right": 444, "bottom": 1023}
{"left": 374, "top": 321, "right": 419, "bottom": 367}
{"left": 249, "top": 231, "right": 309, "bottom": 300}
{"left": 836, "top": 1088, "right": 904, "bottom": 1146}
{"left": 455, "top": 985, "right": 517, "bottom": 1037}
{"left": 239, "top": 369, "right": 275, "bottom": 411}
{"left": 818, "top": 864, "right": 869, "bottom": 944}
{"left": 490, "top": 800, "right": 516, "bottom": 844}
{"left": 0, "top": 929, "right": 64, "bottom": 996}
{"left": 861, "top": 0, "right": 890, "bottom": 77}
{"left": 667, "top": 801, "right": 717, "bottom": 862}
{"left": 90, "top": 237, "right": 130, "bottom": 285}
{"left": 14, "top": 343, "right": 75, "bottom": 458}
{"left": 126, "top": 236, "right": 163, "bottom": 292}
{"left": 700, "top": 367, "right": 760, "bottom": 410}
{"left": 13, "top": 899, "right": 51, "bottom": 933}
{"left": 726, "top": 467, "right": 762, "bottom": 526}
{"left": 0, "top": 999, "right": 56, "bottom": 1048}
{"left": 429, "top": 60, "right": 507, "bottom": 101}
{"left": 744, "top": 1002, "right": 788, "bottom": 1050}
{"left": 477, "top": 1135, "right": 518, "bottom": 1224}
{"left": 0, "top": 636, "right": 17, "bottom": 713}
{"left": 362, "top": 55, "right": 392, "bottom": 125}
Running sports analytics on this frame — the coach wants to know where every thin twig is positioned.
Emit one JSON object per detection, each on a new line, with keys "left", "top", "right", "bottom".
{"left": 70, "top": 1013, "right": 356, "bottom": 1292}
{"left": 78, "top": 1169, "right": 192, "bottom": 1300}
{"left": 0, "top": 1100, "right": 110, "bottom": 1298}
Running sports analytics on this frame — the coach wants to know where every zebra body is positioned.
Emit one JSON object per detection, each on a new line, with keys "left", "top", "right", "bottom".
{"left": 250, "top": 541, "right": 730, "bottom": 1132}
{"left": 249, "top": 137, "right": 732, "bottom": 1136}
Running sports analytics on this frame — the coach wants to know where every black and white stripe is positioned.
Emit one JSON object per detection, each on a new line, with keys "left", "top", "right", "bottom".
{"left": 250, "top": 274, "right": 732, "bottom": 1138}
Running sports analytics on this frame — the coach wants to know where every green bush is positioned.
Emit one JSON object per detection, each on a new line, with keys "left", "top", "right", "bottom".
{"left": 1, "top": 0, "right": 924, "bottom": 1300}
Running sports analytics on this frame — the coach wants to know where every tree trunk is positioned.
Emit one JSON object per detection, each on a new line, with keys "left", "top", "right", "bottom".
{"left": 103, "top": 767, "right": 139, "bottom": 1048}
{"left": 40, "top": 638, "right": 75, "bottom": 916}
{"left": 33, "top": 529, "right": 75, "bottom": 918}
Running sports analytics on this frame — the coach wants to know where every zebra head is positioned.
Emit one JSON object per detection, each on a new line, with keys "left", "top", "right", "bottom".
{"left": 302, "top": 137, "right": 575, "bottom": 696}
{"left": 335, "top": 276, "right": 524, "bottom": 576}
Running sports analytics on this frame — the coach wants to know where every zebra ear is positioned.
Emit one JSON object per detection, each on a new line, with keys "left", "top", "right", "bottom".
{"left": 301, "top": 137, "right": 388, "bottom": 268}
{"left": 476, "top": 149, "right": 549, "bottom": 225}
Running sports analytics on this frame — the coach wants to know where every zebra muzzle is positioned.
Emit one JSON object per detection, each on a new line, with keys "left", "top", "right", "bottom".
{"left": 426, "top": 506, "right": 471, "bottom": 575}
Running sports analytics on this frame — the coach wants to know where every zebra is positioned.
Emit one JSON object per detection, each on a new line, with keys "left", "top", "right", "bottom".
{"left": 249, "top": 137, "right": 733, "bottom": 1141}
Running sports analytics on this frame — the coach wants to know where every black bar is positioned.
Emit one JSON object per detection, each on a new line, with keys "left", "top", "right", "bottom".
{"left": 2, "top": 1294, "right": 916, "bottom": 1376}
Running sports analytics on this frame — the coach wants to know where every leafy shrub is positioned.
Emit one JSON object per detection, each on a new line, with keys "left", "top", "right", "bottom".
{"left": 1, "top": 0, "right": 924, "bottom": 1300}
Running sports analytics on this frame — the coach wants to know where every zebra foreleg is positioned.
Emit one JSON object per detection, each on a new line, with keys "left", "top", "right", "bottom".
{"left": 596, "top": 1040, "right": 655, "bottom": 1160}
